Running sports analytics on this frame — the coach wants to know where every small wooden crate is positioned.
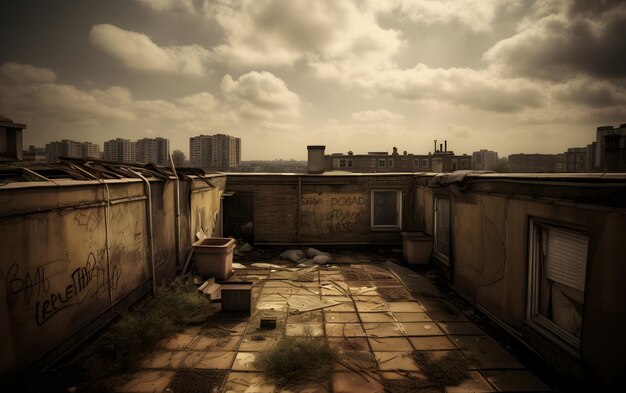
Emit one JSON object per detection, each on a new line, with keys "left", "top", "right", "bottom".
{"left": 221, "top": 282, "right": 252, "bottom": 315}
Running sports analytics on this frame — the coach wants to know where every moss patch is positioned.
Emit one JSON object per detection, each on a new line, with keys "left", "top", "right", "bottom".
{"left": 412, "top": 350, "right": 470, "bottom": 387}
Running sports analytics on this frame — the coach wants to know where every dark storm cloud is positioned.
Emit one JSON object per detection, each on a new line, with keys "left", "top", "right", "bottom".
{"left": 485, "top": 0, "right": 626, "bottom": 80}
{"left": 552, "top": 77, "right": 626, "bottom": 108}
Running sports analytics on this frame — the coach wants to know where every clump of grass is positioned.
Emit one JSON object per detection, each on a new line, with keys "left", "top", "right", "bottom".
{"left": 47, "top": 282, "right": 211, "bottom": 392}
{"left": 412, "top": 350, "right": 469, "bottom": 387}
{"left": 254, "top": 335, "right": 335, "bottom": 388}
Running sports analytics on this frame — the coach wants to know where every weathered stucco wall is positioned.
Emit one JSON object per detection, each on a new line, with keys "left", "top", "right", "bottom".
{"left": 0, "top": 174, "right": 226, "bottom": 378}
{"left": 0, "top": 180, "right": 149, "bottom": 376}
{"left": 420, "top": 176, "right": 626, "bottom": 388}
{"left": 190, "top": 176, "right": 226, "bottom": 241}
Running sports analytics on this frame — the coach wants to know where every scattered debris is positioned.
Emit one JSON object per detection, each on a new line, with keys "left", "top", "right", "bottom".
{"left": 196, "top": 230, "right": 207, "bottom": 241}
{"left": 312, "top": 254, "right": 332, "bottom": 264}
{"left": 351, "top": 285, "right": 377, "bottom": 295}
{"left": 234, "top": 241, "right": 253, "bottom": 256}
{"left": 287, "top": 295, "right": 344, "bottom": 314}
{"left": 252, "top": 262, "right": 285, "bottom": 269}
{"left": 260, "top": 313, "right": 278, "bottom": 329}
{"left": 238, "top": 242, "right": 253, "bottom": 252}
{"left": 293, "top": 266, "right": 318, "bottom": 282}
{"left": 198, "top": 278, "right": 222, "bottom": 301}
{"left": 280, "top": 249, "right": 307, "bottom": 263}
{"left": 233, "top": 262, "right": 246, "bottom": 269}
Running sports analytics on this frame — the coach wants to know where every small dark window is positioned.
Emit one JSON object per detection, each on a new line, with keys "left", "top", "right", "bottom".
{"left": 371, "top": 190, "right": 401, "bottom": 228}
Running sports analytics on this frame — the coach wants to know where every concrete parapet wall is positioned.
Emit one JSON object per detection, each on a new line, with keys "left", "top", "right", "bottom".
{"left": 225, "top": 174, "right": 423, "bottom": 244}
{"left": 421, "top": 174, "right": 626, "bottom": 388}
{"left": 0, "top": 174, "right": 225, "bottom": 378}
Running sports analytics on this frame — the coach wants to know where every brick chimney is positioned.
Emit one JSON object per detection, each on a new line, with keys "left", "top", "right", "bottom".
{"left": 307, "top": 145, "right": 326, "bottom": 174}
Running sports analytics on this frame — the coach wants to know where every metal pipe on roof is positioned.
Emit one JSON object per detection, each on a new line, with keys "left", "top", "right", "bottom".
{"left": 130, "top": 170, "right": 157, "bottom": 298}
{"left": 297, "top": 176, "right": 302, "bottom": 244}
{"left": 21, "top": 167, "right": 52, "bottom": 182}
{"left": 100, "top": 180, "right": 113, "bottom": 306}
{"left": 169, "top": 154, "right": 181, "bottom": 268}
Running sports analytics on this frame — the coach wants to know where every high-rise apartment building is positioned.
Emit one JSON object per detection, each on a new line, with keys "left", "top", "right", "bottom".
{"left": 103, "top": 138, "right": 136, "bottom": 163}
{"left": 472, "top": 149, "right": 498, "bottom": 170}
{"left": 594, "top": 124, "right": 626, "bottom": 171}
{"left": 82, "top": 142, "right": 100, "bottom": 159}
{"left": 0, "top": 115, "right": 25, "bottom": 162}
{"left": 190, "top": 134, "right": 241, "bottom": 168}
{"left": 135, "top": 137, "right": 170, "bottom": 166}
{"left": 45, "top": 140, "right": 100, "bottom": 162}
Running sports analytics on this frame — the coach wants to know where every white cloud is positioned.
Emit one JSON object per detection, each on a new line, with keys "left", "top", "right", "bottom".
{"left": 0, "top": 62, "right": 57, "bottom": 85}
{"left": 0, "top": 62, "right": 309, "bottom": 155}
{"left": 208, "top": 0, "right": 402, "bottom": 69}
{"left": 221, "top": 71, "right": 301, "bottom": 119}
{"left": 391, "top": 0, "right": 506, "bottom": 32}
{"left": 89, "top": 24, "right": 211, "bottom": 76}
{"left": 351, "top": 109, "right": 403, "bottom": 123}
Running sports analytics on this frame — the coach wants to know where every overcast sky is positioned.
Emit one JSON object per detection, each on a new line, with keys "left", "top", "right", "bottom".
{"left": 1, "top": 0, "right": 625, "bottom": 160}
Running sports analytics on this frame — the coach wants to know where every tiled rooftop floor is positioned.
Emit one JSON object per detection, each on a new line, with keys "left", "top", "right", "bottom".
{"left": 116, "top": 253, "right": 551, "bottom": 393}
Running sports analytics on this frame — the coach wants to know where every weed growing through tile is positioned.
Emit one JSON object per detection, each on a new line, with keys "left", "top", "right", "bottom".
{"left": 412, "top": 350, "right": 470, "bottom": 387}
{"left": 26, "top": 282, "right": 212, "bottom": 392}
{"left": 254, "top": 332, "right": 335, "bottom": 388}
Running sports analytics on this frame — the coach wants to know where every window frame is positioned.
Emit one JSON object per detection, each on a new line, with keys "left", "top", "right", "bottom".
{"left": 527, "top": 218, "right": 589, "bottom": 352}
{"left": 433, "top": 196, "right": 451, "bottom": 265}
{"left": 422, "top": 159, "right": 429, "bottom": 168}
{"left": 370, "top": 189, "right": 402, "bottom": 230}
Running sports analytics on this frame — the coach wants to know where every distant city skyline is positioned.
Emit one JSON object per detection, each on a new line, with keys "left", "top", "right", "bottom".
{"left": 1, "top": 0, "right": 625, "bottom": 159}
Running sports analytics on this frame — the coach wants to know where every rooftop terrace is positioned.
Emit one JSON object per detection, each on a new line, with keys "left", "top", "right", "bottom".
{"left": 101, "top": 250, "right": 551, "bottom": 393}
{"left": 1, "top": 159, "right": 625, "bottom": 391}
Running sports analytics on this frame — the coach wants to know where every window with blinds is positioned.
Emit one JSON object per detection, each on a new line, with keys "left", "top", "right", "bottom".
{"left": 528, "top": 219, "right": 588, "bottom": 348}
{"left": 543, "top": 227, "right": 588, "bottom": 292}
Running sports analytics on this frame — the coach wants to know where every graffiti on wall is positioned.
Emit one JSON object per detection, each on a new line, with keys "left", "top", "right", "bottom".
{"left": 300, "top": 193, "right": 367, "bottom": 237}
{"left": 2, "top": 248, "right": 123, "bottom": 327}
{"left": 0, "top": 207, "right": 127, "bottom": 334}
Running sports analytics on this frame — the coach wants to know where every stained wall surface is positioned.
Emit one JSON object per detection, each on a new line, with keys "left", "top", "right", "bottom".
{"left": 225, "top": 174, "right": 421, "bottom": 244}
{"left": 421, "top": 176, "right": 626, "bottom": 388}
{"left": 0, "top": 174, "right": 225, "bottom": 378}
